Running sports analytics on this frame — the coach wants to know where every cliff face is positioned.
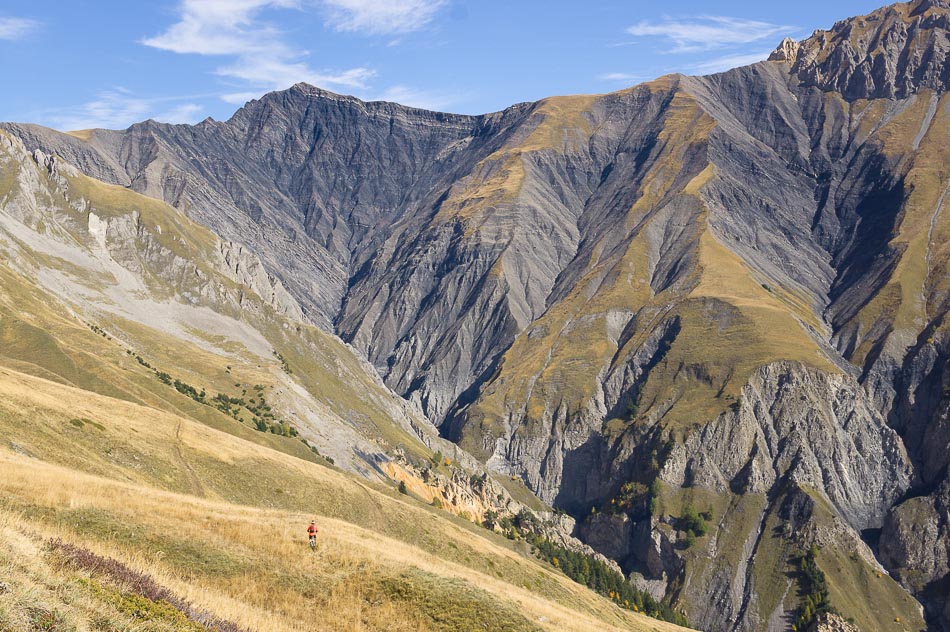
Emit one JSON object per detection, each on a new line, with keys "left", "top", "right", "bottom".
{"left": 4, "top": 1, "right": 950, "bottom": 629}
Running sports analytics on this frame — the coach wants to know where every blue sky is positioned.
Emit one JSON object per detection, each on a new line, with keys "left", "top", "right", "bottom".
{"left": 1, "top": 0, "right": 886, "bottom": 130}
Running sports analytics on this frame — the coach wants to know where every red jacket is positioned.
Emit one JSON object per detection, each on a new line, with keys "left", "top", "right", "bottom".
{"left": 308, "top": 523, "right": 318, "bottom": 536}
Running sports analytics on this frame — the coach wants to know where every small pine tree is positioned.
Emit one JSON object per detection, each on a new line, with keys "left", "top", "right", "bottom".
{"left": 398, "top": 480, "right": 408, "bottom": 495}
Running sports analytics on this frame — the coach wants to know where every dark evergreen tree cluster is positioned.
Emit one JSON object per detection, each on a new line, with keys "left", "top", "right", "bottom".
{"left": 791, "top": 545, "right": 835, "bottom": 632}
{"left": 528, "top": 535, "right": 688, "bottom": 627}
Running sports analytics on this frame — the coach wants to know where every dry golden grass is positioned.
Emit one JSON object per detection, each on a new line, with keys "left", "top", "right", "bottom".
{"left": 689, "top": 230, "right": 836, "bottom": 368}
{"left": 0, "top": 457, "right": 683, "bottom": 632}
{"left": 435, "top": 94, "right": 599, "bottom": 232}
{"left": 0, "top": 364, "right": 690, "bottom": 632}
{"left": 65, "top": 129, "right": 95, "bottom": 141}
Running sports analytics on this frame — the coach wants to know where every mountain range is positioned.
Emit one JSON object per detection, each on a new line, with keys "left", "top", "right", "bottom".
{"left": 2, "top": 1, "right": 949, "bottom": 630}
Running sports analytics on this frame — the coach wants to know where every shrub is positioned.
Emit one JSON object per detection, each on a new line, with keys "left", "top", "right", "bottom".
{"left": 69, "top": 417, "right": 105, "bottom": 431}
{"left": 684, "top": 530, "right": 697, "bottom": 549}
{"left": 45, "top": 539, "right": 248, "bottom": 632}
{"left": 679, "top": 505, "right": 707, "bottom": 537}
{"left": 398, "top": 481, "right": 408, "bottom": 495}
{"left": 648, "top": 479, "right": 661, "bottom": 515}
{"left": 27, "top": 606, "right": 64, "bottom": 632}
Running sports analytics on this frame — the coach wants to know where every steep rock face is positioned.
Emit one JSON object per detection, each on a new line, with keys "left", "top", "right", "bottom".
{"left": 881, "top": 479, "right": 950, "bottom": 628}
{"left": 661, "top": 365, "right": 915, "bottom": 631}
{"left": 3, "top": 89, "right": 536, "bottom": 332}
{"left": 216, "top": 241, "right": 304, "bottom": 322}
{"left": 665, "top": 363, "right": 913, "bottom": 531}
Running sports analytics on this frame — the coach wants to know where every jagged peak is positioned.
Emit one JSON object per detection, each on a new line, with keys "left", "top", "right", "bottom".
{"left": 910, "top": 0, "right": 950, "bottom": 16}
{"left": 770, "top": 0, "right": 950, "bottom": 99}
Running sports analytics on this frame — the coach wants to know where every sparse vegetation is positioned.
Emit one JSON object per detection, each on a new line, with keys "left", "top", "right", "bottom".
{"left": 273, "top": 351, "right": 292, "bottom": 375}
{"left": 130, "top": 349, "right": 302, "bottom": 438}
{"left": 47, "top": 538, "right": 248, "bottom": 632}
{"left": 68, "top": 417, "right": 105, "bottom": 432}
{"left": 86, "top": 322, "right": 112, "bottom": 341}
{"left": 604, "top": 479, "right": 661, "bottom": 518}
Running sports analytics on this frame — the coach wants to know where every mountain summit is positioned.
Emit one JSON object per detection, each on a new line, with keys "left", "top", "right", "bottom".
{"left": 1, "top": 1, "right": 949, "bottom": 631}
{"left": 772, "top": 0, "right": 950, "bottom": 98}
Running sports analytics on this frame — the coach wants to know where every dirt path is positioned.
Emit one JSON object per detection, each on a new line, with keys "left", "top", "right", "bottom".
{"left": 174, "top": 421, "right": 205, "bottom": 497}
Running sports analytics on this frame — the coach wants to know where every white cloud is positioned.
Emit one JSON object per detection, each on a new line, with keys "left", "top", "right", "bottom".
{"left": 690, "top": 50, "right": 772, "bottom": 75}
{"left": 597, "top": 72, "right": 646, "bottom": 83}
{"left": 367, "top": 85, "right": 457, "bottom": 111}
{"left": 142, "top": 0, "right": 297, "bottom": 55}
{"left": 0, "top": 16, "right": 38, "bottom": 40}
{"left": 217, "top": 57, "right": 375, "bottom": 90}
{"left": 143, "top": 0, "right": 374, "bottom": 100}
{"left": 157, "top": 102, "right": 206, "bottom": 124}
{"left": 47, "top": 90, "right": 206, "bottom": 131}
{"left": 627, "top": 15, "right": 791, "bottom": 53}
{"left": 322, "top": 0, "right": 446, "bottom": 35}
{"left": 220, "top": 91, "right": 264, "bottom": 105}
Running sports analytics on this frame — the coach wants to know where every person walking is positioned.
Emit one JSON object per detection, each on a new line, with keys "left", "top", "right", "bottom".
{"left": 307, "top": 520, "right": 319, "bottom": 550}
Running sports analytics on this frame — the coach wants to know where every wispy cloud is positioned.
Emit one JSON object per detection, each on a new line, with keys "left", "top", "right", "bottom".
{"left": 46, "top": 89, "right": 207, "bottom": 131}
{"left": 597, "top": 72, "right": 647, "bottom": 84}
{"left": 627, "top": 15, "right": 792, "bottom": 53}
{"left": 143, "top": 0, "right": 375, "bottom": 102}
{"left": 0, "top": 16, "right": 38, "bottom": 40}
{"left": 691, "top": 50, "right": 773, "bottom": 75}
{"left": 368, "top": 85, "right": 458, "bottom": 111}
{"left": 322, "top": 0, "right": 446, "bottom": 35}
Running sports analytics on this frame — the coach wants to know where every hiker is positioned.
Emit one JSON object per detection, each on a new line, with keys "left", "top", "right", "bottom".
{"left": 307, "top": 519, "right": 319, "bottom": 549}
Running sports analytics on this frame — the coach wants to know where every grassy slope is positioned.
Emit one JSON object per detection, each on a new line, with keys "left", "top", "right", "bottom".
{"left": 0, "top": 365, "right": 689, "bottom": 632}
{"left": 649, "top": 484, "right": 925, "bottom": 631}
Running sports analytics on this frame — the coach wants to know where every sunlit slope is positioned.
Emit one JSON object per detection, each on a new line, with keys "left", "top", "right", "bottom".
{"left": 826, "top": 88, "right": 950, "bottom": 368}
{"left": 453, "top": 82, "right": 838, "bottom": 469}
{"left": 0, "top": 365, "right": 690, "bottom": 632}
{"left": 0, "top": 130, "right": 435, "bottom": 472}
